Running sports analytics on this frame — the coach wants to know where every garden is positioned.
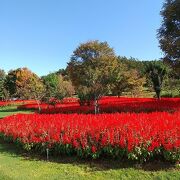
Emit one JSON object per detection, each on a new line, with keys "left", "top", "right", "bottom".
{"left": 0, "top": 0, "right": 180, "bottom": 178}
{"left": 0, "top": 97, "right": 180, "bottom": 179}
{"left": 1, "top": 97, "right": 180, "bottom": 162}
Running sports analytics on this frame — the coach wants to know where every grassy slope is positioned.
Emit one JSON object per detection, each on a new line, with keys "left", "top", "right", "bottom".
{"left": 0, "top": 106, "right": 179, "bottom": 180}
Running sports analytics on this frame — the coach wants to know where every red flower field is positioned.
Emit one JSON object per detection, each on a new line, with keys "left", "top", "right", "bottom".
{"left": 17, "top": 97, "right": 180, "bottom": 114}
{"left": 0, "top": 97, "right": 180, "bottom": 162}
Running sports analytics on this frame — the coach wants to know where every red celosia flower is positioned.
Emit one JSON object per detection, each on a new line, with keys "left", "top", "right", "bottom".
{"left": 91, "top": 146, "right": 97, "bottom": 153}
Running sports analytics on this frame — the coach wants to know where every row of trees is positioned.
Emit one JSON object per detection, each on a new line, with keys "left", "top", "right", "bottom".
{"left": 0, "top": 68, "right": 75, "bottom": 112}
{"left": 1, "top": 40, "right": 177, "bottom": 113}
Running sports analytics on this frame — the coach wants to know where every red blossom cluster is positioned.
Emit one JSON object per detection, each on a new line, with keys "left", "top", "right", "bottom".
{"left": 0, "top": 112, "right": 179, "bottom": 161}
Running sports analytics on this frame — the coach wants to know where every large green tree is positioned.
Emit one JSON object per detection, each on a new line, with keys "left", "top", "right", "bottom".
{"left": 158, "top": 0, "right": 180, "bottom": 75}
{"left": 67, "top": 40, "right": 119, "bottom": 113}
{"left": 42, "top": 73, "right": 74, "bottom": 105}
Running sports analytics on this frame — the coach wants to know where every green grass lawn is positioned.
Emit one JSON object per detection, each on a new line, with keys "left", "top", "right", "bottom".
{"left": 0, "top": 106, "right": 33, "bottom": 119}
{"left": 0, "top": 106, "right": 179, "bottom": 180}
{"left": 0, "top": 140, "right": 179, "bottom": 180}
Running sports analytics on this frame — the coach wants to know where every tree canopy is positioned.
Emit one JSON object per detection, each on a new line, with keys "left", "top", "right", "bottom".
{"left": 42, "top": 73, "right": 74, "bottom": 104}
{"left": 67, "top": 40, "right": 120, "bottom": 113}
{"left": 5, "top": 67, "right": 44, "bottom": 100}
{"left": 158, "top": 0, "right": 180, "bottom": 75}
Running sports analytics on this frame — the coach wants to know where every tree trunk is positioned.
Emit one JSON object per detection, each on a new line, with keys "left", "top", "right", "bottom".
{"left": 37, "top": 101, "right": 41, "bottom": 113}
{"left": 156, "top": 88, "right": 161, "bottom": 100}
{"left": 35, "top": 98, "right": 41, "bottom": 113}
{"left": 94, "top": 97, "right": 99, "bottom": 114}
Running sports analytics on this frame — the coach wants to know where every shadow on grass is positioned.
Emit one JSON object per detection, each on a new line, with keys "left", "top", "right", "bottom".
{"left": 0, "top": 139, "right": 177, "bottom": 172}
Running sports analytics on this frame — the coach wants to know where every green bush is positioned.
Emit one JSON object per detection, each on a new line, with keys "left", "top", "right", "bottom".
{"left": 161, "top": 91, "right": 180, "bottom": 98}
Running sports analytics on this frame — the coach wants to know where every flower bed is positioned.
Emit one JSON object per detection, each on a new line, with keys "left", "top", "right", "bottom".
{"left": 0, "top": 112, "right": 179, "bottom": 162}
{"left": 17, "top": 97, "right": 180, "bottom": 114}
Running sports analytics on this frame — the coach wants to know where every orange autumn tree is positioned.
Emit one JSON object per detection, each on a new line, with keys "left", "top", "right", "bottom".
{"left": 5, "top": 68, "right": 45, "bottom": 111}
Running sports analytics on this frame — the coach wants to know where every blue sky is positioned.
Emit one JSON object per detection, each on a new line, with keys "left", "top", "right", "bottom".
{"left": 0, "top": 0, "right": 164, "bottom": 76}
